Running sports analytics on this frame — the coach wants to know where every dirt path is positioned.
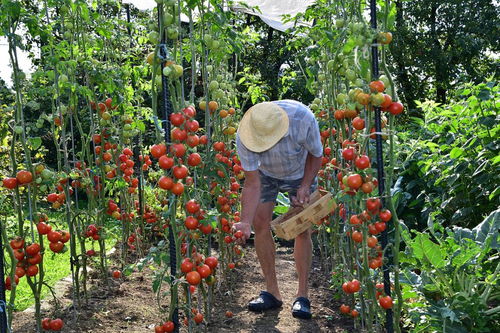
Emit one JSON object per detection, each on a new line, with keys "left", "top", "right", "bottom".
{"left": 12, "top": 243, "right": 353, "bottom": 332}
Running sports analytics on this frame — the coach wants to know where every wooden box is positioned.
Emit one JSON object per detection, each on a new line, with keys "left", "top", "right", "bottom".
{"left": 270, "top": 190, "right": 336, "bottom": 240}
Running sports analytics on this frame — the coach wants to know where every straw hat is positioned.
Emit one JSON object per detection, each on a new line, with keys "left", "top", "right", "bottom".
{"left": 237, "top": 102, "right": 289, "bottom": 152}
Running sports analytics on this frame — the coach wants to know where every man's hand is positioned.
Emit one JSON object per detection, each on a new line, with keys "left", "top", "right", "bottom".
{"left": 233, "top": 222, "right": 252, "bottom": 245}
{"left": 291, "top": 185, "right": 311, "bottom": 208}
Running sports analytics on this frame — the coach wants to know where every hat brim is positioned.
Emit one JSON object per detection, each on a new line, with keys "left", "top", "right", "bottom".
{"left": 238, "top": 103, "right": 289, "bottom": 153}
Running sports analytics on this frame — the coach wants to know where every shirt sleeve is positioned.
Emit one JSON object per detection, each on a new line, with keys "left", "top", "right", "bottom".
{"left": 302, "top": 115, "right": 323, "bottom": 158}
{"left": 236, "top": 134, "right": 260, "bottom": 171}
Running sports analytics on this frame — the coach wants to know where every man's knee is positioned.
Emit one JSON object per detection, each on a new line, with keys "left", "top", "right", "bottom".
{"left": 253, "top": 203, "right": 274, "bottom": 234}
{"left": 296, "top": 228, "right": 311, "bottom": 241}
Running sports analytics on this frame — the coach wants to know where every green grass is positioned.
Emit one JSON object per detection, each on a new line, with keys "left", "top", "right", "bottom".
{"left": 6, "top": 235, "right": 117, "bottom": 311}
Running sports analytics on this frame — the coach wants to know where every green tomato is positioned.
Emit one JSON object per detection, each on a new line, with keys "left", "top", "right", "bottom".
{"left": 41, "top": 169, "right": 53, "bottom": 180}
{"left": 148, "top": 31, "right": 159, "bottom": 44}
{"left": 327, "top": 60, "right": 336, "bottom": 71}
{"left": 171, "top": 64, "right": 183, "bottom": 79}
{"left": 59, "top": 74, "right": 68, "bottom": 83}
{"left": 162, "top": 66, "right": 172, "bottom": 77}
{"left": 14, "top": 126, "right": 23, "bottom": 134}
{"left": 346, "top": 69, "right": 357, "bottom": 82}
{"left": 167, "top": 27, "right": 178, "bottom": 40}
{"left": 336, "top": 93, "right": 348, "bottom": 105}
{"left": 379, "top": 75, "right": 390, "bottom": 88}
{"left": 211, "top": 40, "right": 220, "bottom": 50}
{"left": 164, "top": 13, "right": 174, "bottom": 26}
{"left": 336, "top": 18, "right": 345, "bottom": 29}
{"left": 371, "top": 93, "right": 385, "bottom": 106}
{"left": 209, "top": 80, "right": 219, "bottom": 91}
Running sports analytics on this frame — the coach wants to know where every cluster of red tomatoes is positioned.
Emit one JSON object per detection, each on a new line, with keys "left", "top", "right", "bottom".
{"left": 6, "top": 238, "right": 41, "bottom": 289}
{"left": 152, "top": 106, "right": 206, "bottom": 196}
{"left": 2, "top": 169, "right": 33, "bottom": 190}
{"left": 42, "top": 317, "right": 64, "bottom": 331}
{"left": 154, "top": 320, "right": 175, "bottom": 333}
{"left": 84, "top": 224, "right": 100, "bottom": 241}
{"left": 36, "top": 220, "right": 70, "bottom": 253}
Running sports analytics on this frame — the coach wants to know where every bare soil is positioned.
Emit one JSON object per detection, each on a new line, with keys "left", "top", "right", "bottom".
{"left": 12, "top": 242, "right": 353, "bottom": 333}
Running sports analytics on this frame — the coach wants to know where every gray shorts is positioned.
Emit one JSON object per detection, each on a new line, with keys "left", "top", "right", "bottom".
{"left": 259, "top": 171, "right": 318, "bottom": 203}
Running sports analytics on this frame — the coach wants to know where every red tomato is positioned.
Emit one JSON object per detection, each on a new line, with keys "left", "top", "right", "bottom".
{"left": 199, "top": 135, "right": 208, "bottom": 145}
{"left": 379, "top": 296, "right": 393, "bottom": 309}
{"left": 196, "top": 264, "right": 211, "bottom": 278}
{"left": 112, "top": 270, "right": 121, "bottom": 278}
{"left": 15, "top": 266, "right": 26, "bottom": 278}
{"left": 342, "top": 148, "right": 356, "bottom": 161}
{"left": 199, "top": 224, "right": 212, "bottom": 235}
{"left": 26, "top": 265, "right": 39, "bottom": 277}
{"left": 375, "top": 221, "right": 387, "bottom": 232}
{"left": 186, "top": 271, "right": 201, "bottom": 285}
{"left": 185, "top": 120, "right": 199, "bottom": 133}
{"left": 173, "top": 165, "right": 188, "bottom": 179}
{"left": 350, "top": 309, "right": 359, "bottom": 318}
{"left": 369, "top": 80, "right": 385, "bottom": 93}
{"left": 170, "top": 143, "right": 186, "bottom": 157}
{"left": 162, "top": 321, "right": 175, "bottom": 332}
{"left": 186, "top": 135, "right": 199, "bottom": 147}
{"left": 49, "top": 318, "right": 64, "bottom": 331}
{"left": 158, "top": 155, "right": 174, "bottom": 169}
{"left": 213, "top": 142, "right": 225, "bottom": 152}
{"left": 171, "top": 182, "right": 184, "bottom": 196}
{"left": 42, "top": 318, "right": 51, "bottom": 330}
{"left": 352, "top": 117, "right": 365, "bottom": 130}
{"left": 10, "top": 237, "right": 24, "bottom": 250}
{"left": 380, "top": 94, "right": 392, "bottom": 109}
{"left": 348, "top": 279, "right": 361, "bottom": 293}
{"left": 379, "top": 209, "right": 392, "bottom": 222}
{"left": 151, "top": 144, "right": 167, "bottom": 159}
{"left": 16, "top": 170, "right": 33, "bottom": 185}
{"left": 351, "top": 231, "right": 362, "bottom": 243}
{"left": 181, "top": 258, "right": 194, "bottom": 273}
{"left": 187, "top": 153, "right": 202, "bottom": 167}
{"left": 47, "top": 230, "right": 62, "bottom": 243}
{"left": 193, "top": 312, "right": 203, "bottom": 324}
{"left": 355, "top": 155, "right": 370, "bottom": 170}
{"left": 170, "top": 112, "right": 185, "bottom": 126}
{"left": 49, "top": 241, "right": 64, "bottom": 253}
{"left": 60, "top": 230, "right": 70, "bottom": 243}
{"left": 27, "top": 253, "right": 42, "bottom": 265}
{"left": 367, "top": 236, "right": 378, "bottom": 248}
{"left": 158, "top": 176, "right": 174, "bottom": 190}
{"left": 26, "top": 243, "right": 41, "bottom": 256}
{"left": 366, "top": 198, "right": 381, "bottom": 212}
{"left": 185, "top": 200, "right": 200, "bottom": 214}
{"left": 204, "top": 256, "right": 218, "bottom": 270}
{"left": 347, "top": 174, "right": 363, "bottom": 190}
{"left": 388, "top": 102, "right": 404, "bottom": 115}
{"left": 184, "top": 216, "right": 199, "bottom": 230}
{"left": 340, "top": 304, "right": 351, "bottom": 314}
{"left": 2, "top": 177, "right": 17, "bottom": 189}
{"left": 172, "top": 128, "right": 187, "bottom": 142}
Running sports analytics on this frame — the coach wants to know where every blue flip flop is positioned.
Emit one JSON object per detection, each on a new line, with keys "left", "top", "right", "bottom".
{"left": 292, "top": 297, "right": 312, "bottom": 319}
{"left": 248, "top": 291, "right": 283, "bottom": 312}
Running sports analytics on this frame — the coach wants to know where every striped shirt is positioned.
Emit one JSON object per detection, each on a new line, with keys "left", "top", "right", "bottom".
{"left": 236, "top": 100, "right": 323, "bottom": 180}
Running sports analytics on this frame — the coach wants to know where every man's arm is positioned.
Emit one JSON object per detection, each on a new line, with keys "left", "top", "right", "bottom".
{"left": 234, "top": 170, "right": 261, "bottom": 243}
{"left": 291, "top": 152, "right": 322, "bottom": 207}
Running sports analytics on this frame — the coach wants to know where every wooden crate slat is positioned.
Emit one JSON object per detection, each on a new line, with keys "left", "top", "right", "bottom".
{"left": 271, "top": 190, "right": 336, "bottom": 240}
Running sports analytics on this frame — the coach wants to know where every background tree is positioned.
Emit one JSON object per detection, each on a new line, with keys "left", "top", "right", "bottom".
{"left": 390, "top": 0, "right": 499, "bottom": 110}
